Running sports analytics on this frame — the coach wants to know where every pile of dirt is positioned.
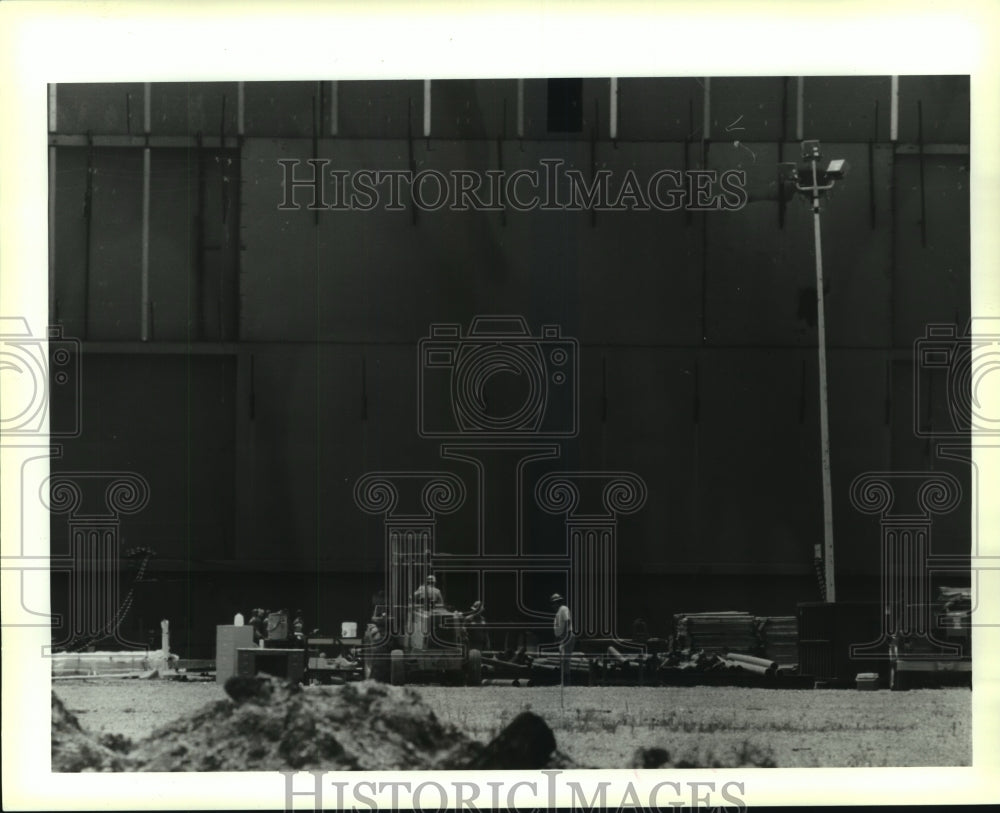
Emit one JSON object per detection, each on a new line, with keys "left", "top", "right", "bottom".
{"left": 53, "top": 676, "right": 576, "bottom": 772}
{"left": 51, "top": 693, "right": 130, "bottom": 772}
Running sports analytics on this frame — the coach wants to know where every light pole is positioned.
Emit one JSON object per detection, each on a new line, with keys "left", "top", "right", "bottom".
{"left": 779, "top": 141, "right": 848, "bottom": 603}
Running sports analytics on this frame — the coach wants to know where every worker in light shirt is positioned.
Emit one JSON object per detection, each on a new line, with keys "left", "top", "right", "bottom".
{"left": 550, "top": 592, "right": 575, "bottom": 686}
{"left": 413, "top": 575, "right": 444, "bottom": 608}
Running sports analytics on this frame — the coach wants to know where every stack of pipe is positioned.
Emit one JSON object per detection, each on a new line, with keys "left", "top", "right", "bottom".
{"left": 721, "top": 652, "right": 779, "bottom": 676}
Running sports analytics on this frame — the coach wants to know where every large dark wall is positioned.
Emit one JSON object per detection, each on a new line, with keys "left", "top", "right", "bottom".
{"left": 49, "top": 77, "right": 971, "bottom": 656}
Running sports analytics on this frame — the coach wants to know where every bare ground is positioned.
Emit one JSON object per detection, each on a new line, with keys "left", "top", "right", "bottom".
{"left": 53, "top": 678, "right": 971, "bottom": 768}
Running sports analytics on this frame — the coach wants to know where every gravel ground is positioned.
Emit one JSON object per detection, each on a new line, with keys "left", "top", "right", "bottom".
{"left": 53, "top": 678, "right": 971, "bottom": 768}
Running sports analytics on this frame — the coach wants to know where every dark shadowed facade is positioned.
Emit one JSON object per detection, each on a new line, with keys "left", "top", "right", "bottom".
{"left": 47, "top": 77, "right": 971, "bottom": 657}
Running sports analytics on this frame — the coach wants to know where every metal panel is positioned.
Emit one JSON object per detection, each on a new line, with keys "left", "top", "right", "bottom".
{"left": 336, "top": 80, "right": 424, "bottom": 139}
{"left": 55, "top": 83, "right": 146, "bottom": 135}
{"left": 707, "top": 142, "right": 892, "bottom": 348}
{"left": 705, "top": 143, "right": 812, "bottom": 346}
{"left": 803, "top": 77, "right": 891, "bottom": 142}
{"left": 429, "top": 79, "right": 517, "bottom": 139}
{"left": 146, "top": 149, "right": 197, "bottom": 341}
{"left": 710, "top": 77, "right": 785, "bottom": 142}
{"left": 892, "top": 156, "right": 970, "bottom": 345}
{"left": 149, "top": 82, "right": 239, "bottom": 136}
{"left": 615, "top": 78, "right": 704, "bottom": 141}
{"left": 697, "top": 349, "right": 821, "bottom": 568}
{"left": 239, "top": 139, "right": 319, "bottom": 340}
{"left": 51, "top": 354, "right": 236, "bottom": 561}
{"left": 581, "top": 348, "right": 697, "bottom": 569}
{"left": 243, "top": 82, "right": 319, "bottom": 138}
{"left": 573, "top": 142, "right": 702, "bottom": 345}
{"left": 52, "top": 147, "right": 89, "bottom": 334}
{"left": 897, "top": 76, "right": 970, "bottom": 143}
{"left": 88, "top": 148, "right": 143, "bottom": 340}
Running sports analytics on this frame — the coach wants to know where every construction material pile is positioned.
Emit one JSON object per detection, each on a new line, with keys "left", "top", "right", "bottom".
{"left": 51, "top": 692, "right": 131, "bottom": 772}
{"left": 673, "top": 611, "right": 758, "bottom": 655}
{"left": 755, "top": 616, "right": 798, "bottom": 665}
{"left": 938, "top": 586, "right": 971, "bottom": 615}
{"left": 655, "top": 648, "right": 783, "bottom": 680}
{"left": 52, "top": 676, "right": 575, "bottom": 772}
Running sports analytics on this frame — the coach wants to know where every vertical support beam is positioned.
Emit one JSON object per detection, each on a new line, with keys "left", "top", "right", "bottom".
{"left": 701, "top": 140, "right": 710, "bottom": 343}
{"left": 311, "top": 91, "right": 320, "bottom": 227}
{"left": 195, "top": 134, "right": 206, "bottom": 339}
{"left": 516, "top": 78, "right": 524, "bottom": 139}
{"left": 917, "top": 100, "right": 927, "bottom": 248}
{"left": 589, "top": 101, "right": 597, "bottom": 228}
{"left": 778, "top": 77, "right": 787, "bottom": 228}
{"left": 141, "top": 146, "right": 151, "bottom": 341}
{"left": 48, "top": 146, "right": 57, "bottom": 322}
{"left": 329, "top": 80, "right": 338, "bottom": 136}
{"left": 407, "top": 98, "right": 417, "bottom": 225}
{"left": 140, "top": 84, "right": 151, "bottom": 341}
{"left": 890, "top": 76, "right": 899, "bottom": 142}
{"left": 795, "top": 77, "right": 805, "bottom": 140}
{"left": 702, "top": 77, "right": 711, "bottom": 140}
{"left": 48, "top": 84, "right": 58, "bottom": 321}
{"left": 237, "top": 81, "right": 245, "bottom": 136}
{"left": 48, "top": 83, "right": 58, "bottom": 133}
{"left": 423, "top": 79, "right": 432, "bottom": 138}
{"left": 869, "top": 100, "right": 878, "bottom": 229}
{"left": 609, "top": 77, "right": 618, "bottom": 141}
{"left": 82, "top": 136, "right": 94, "bottom": 340}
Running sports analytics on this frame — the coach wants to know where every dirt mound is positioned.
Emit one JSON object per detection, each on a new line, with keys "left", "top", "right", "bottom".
{"left": 53, "top": 676, "right": 575, "bottom": 772}
{"left": 51, "top": 693, "right": 131, "bottom": 772}
{"left": 135, "top": 677, "right": 484, "bottom": 771}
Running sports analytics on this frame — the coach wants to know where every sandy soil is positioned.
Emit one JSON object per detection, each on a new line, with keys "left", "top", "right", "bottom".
{"left": 53, "top": 678, "right": 971, "bottom": 768}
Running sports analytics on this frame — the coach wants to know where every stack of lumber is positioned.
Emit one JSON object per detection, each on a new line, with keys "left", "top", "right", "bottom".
{"left": 673, "top": 611, "right": 757, "bottom": 655}
{"left": 755, "top": 616, "right": 798, "bottom": 665}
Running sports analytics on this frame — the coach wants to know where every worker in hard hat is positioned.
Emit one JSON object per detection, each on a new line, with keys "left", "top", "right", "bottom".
{"left": 413, "top": 575, "right": 444, "bottom": 608}
{"left": 550, "top": 593, "right": 575, "bottom": 686}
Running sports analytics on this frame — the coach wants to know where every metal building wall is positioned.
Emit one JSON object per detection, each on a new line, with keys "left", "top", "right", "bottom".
{"left": 49, "top": 77, "right": 970, "bottom": 656}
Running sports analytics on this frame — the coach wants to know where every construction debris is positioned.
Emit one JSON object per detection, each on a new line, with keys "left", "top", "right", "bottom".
{"left": 51, "top": 650, "right": 178, "bottom": 678}
{"left": 51, "top": 692, "right": 130, "bottom": 772}
{"left": 673, "top": 612, "right": 758, "bottom": 655}
{"left": 723, "top": 653, "right": 779, "bottom": 676}
{"left": 755, "top": 616, "right": 798, "bottom": 665}
{"left": 51, "top": 677, "right": 576, "bottom": 772}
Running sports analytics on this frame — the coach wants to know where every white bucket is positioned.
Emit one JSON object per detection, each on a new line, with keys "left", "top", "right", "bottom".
{"left": 341, "top": 621, "right": 357, "bottom": 638}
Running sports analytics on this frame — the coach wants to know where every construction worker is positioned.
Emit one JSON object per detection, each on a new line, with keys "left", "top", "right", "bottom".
{"left": 466, "top": 600, "right": 490, "bottom": 651}
{"left": 550, "top": 593, "right": 574, "bottom": 686}
{"left": 250, "top": 608, "right": 268, "bottom": 645}
{"left": 413, "top": 575, "right": 444, "bottom": 608}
